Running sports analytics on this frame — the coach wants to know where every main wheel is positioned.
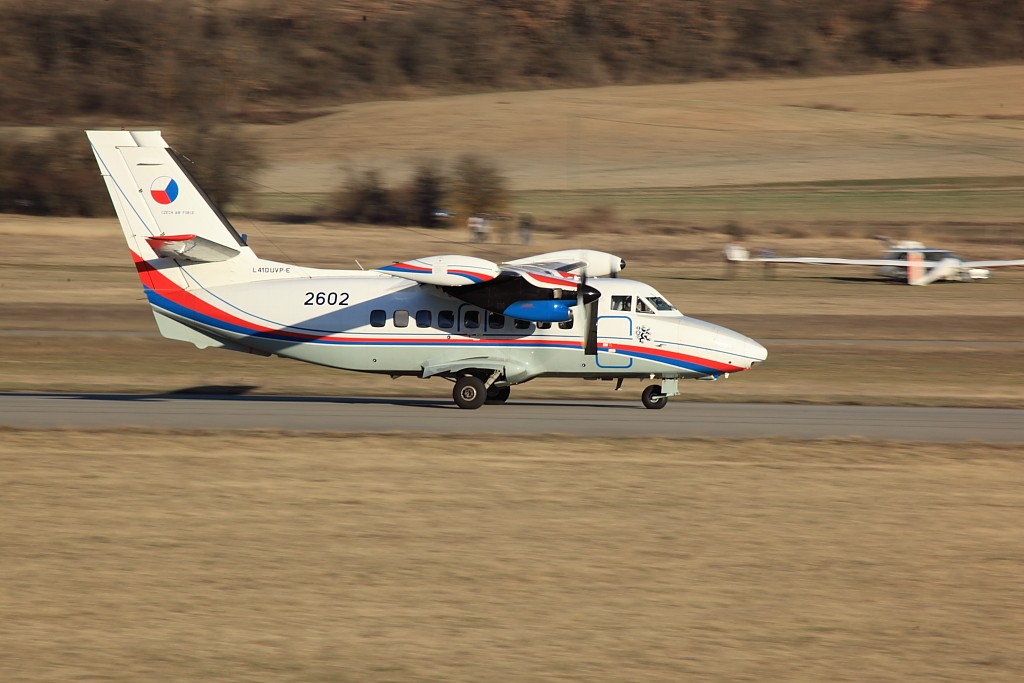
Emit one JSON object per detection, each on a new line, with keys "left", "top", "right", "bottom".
{"left": 485, "top": 385, "right": 511, "bottom": 405}
{"left": 453, "top": 375, "right": 487, "bottom": 409}
{"left": 641, "top": 384, "right": 668, "bottom": 410}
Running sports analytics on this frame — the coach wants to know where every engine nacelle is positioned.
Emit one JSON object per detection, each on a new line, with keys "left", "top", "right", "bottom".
{"left": 506, "top": 249, "right": 625, "bottom": 278}
{"left": 503, "top": 299, "right": 574, "bottom": 323}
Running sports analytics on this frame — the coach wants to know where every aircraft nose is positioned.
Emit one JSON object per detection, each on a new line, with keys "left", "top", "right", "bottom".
{"left": 744, "top": 337, "right": 769, "bottom": 366}
{"left": 716, "top": 327, "right": 768, "bottom": 370}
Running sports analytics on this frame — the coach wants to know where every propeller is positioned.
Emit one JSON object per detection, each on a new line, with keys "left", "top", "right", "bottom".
{"left": 576, "top": 270, "right": 600, "bottom": 355}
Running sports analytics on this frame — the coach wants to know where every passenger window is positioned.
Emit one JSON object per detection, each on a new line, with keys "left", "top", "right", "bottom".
{"left": 488, "top": 312, "right": 505, "bottom": 329}
{"left": 464, "top": 310, "right": 481, "bottom": 329}
{"left": 558, "top": 314, "right": 574, "bottom": 329}
{"left": 537, "top": 322, "right": 551, "bottom": 329}
{"left": 415, "top": 310, "right": 432, "bottom": 328}
{"left": 370, "top": 309, "right": 387, "bottom": 327}
{"left": 438, "top": 310, "right": 455, "bottom": 329}
{"left": 513, "top": 319, "right": 531, "bottom": 330}
{"left": 636, "top": 298, "right": 652, "bottom": 314}
{"left": 394, "top": 310, "right": 409, "bottom": 327}
{"left": 610, "top": 295, "right": 632, "bottom": 312}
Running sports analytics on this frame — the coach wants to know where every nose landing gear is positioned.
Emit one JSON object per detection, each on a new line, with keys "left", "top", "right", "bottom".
{"left": 641, "top": 384, "right": 668, "bottom": 410}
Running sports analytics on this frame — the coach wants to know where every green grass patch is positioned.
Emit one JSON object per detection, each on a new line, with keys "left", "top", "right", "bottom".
{"left": 513, "top": 180, "right": 1024, "bottom": 223}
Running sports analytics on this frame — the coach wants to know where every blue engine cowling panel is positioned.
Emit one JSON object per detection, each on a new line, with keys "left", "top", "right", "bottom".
{"left": 503, "top": 299, "right": 575, "bottom": 323}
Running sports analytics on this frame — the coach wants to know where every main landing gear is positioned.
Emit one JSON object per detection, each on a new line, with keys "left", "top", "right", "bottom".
{"left": 485, "top": 384, "right": 511, "bottom": 405}
{"left": 453, "top": 375, "right": 487, "bottom": 409}
{"left": 452, "top": 373, "right": 512, "bottom": 409}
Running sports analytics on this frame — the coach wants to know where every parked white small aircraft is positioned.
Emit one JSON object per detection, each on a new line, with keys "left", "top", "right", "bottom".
{"left": 745, "top": 239, "right": 1024, "bottom": 285}
{"left": 87, "top": 130, "right": 767, "bottom": 409}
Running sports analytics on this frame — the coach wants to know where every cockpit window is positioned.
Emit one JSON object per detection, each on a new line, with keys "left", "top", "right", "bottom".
{"left": 647, "top": 296, "right": 674, "bottom": 311}
{"left": 924, "top": 251, "right": 954, "bottom": 262}
{"left": 610, "top": 295, "right": 632, "bottom": 312}
{"left": 635, "top": 298, "right": 652, "bottom": 313}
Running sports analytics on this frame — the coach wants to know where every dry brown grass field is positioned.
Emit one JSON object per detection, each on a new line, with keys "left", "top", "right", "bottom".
{"left": 2, "top": 430, "right": 1023, "bottom": 683}
{"left": 2, "top": 68, "right": 1024, "bottom": 683}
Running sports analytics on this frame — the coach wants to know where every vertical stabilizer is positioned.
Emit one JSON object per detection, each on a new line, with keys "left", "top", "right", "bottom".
{"left": 86, "top": 130, "right": 258, "bottom": 291}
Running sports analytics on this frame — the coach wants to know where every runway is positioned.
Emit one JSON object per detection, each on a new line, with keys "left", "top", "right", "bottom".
{"left": 2, "top": 393, "right": 1022, "bottom": 442}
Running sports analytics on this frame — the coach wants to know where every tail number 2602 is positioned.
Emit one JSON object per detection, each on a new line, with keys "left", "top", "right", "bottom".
{"left": 304, "top": 292, "right": 350, "bottom": 306}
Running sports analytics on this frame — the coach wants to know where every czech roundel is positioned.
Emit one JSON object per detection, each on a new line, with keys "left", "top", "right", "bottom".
{"left": 150, "top": 177, "right": 179, "bottom": 205}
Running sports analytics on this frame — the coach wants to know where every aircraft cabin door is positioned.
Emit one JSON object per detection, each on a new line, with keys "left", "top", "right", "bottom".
{"left": 596, "top": 314, "right": 633, "bottom": 368}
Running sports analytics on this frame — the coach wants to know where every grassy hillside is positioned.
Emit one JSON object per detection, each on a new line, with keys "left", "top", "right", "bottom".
{"left": 242, "top": 66, "right": 1024, "bottom": 229}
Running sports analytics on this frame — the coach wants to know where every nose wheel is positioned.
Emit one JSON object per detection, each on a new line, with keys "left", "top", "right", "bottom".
{"left": 641, "top": 385, "right": 668, "bottom": 410}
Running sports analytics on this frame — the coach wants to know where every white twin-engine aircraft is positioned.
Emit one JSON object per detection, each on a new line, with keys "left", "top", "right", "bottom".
{"left": 748, "top": 240, "right": 1024, "bottom": 286}
{"left": 87, "top": 130, "right": 767, "bottom": 409}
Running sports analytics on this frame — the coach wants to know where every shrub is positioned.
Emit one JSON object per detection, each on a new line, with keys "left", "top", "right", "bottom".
{"left": 331, "top": 169, "right": 402, "bottom": 225}
{"left": 165, "top": 124, "right": 265, "bottom": 210}
{"left": 0, "top": 126, "right": 263, "bottom": 217}
{"left": 407, "top": 161, "right": 448, "bottom": 228}
{"left": 0, "top": 130, "right": 112, "bottom": 217}
{"left": 451, "top": 153, "right": 507, "bottom": 216}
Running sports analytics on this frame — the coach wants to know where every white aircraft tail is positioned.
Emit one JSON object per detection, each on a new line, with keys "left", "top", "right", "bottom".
{"left": 86, "top": 130, "right": 259, "bottom": 285}
{"left": 87, "top": 130, "right": 304, "bottom": 351}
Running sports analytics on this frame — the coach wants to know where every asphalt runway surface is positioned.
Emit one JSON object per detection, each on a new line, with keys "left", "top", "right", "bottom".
{"left": 2, "top": 393, "right": 1022, "bottom": 442}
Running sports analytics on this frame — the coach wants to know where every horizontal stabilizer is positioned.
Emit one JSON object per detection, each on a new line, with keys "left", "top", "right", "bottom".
{"left": 145, "top": 234, "right": 241, "bottom": 263}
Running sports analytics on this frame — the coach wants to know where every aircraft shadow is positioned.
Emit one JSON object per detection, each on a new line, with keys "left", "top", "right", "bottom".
{"left": 2, "top": 390, "right": 637, "bottom": 410}
{"left": 3, "top": 389, "right": 451, "bottom": 409}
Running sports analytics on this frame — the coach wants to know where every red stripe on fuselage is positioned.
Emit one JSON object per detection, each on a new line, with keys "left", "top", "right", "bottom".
{"left": 607, "top": 342, "right": 745, "bottom": 372}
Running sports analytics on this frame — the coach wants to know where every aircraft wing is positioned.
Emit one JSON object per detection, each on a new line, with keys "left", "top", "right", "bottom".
{"left": 961, "top": 259, "right": 1024, "bottom": 269}
{"left": 376, "top": 255, "right": 502, "bottom": 286}
{"left": 377, "top": 252, "right": 607, "bottom": 323}
{"left": 752, "top": 255, "right": 969, "bottom": 285}
{"left": 752, "top": 257, "right": 910, "bottom": 267}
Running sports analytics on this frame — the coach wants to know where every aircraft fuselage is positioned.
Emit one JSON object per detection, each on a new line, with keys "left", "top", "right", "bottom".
{"left": 148, "top": 267, "right": 765, "bottom": 384}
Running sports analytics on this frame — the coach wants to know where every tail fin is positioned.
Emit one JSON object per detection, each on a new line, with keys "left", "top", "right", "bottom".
{"left": 86, "top": 130, "right": 257, "bottom": 291}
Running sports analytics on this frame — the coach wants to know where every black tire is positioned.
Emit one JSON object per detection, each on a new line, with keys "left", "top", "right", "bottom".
{"left": 453, "top": 375, "right": 487, "bottom": 409}
{"left": 485, "top": 385, "right": 511, "bottom": 405}
{"left": 641, "top": 384, "right": 668, "bottom": 410}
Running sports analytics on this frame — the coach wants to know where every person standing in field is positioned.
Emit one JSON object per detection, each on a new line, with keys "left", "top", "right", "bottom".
{"left": 518, "top": 212, "right": 533, "bottom": 245}
{"left": 467, "top": 214, "right": 484, "bottom": 242}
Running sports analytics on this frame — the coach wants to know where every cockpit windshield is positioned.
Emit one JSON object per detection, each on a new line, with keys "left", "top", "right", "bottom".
{"left": 646, "top": 296, "right": 675, "bottom": 311}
